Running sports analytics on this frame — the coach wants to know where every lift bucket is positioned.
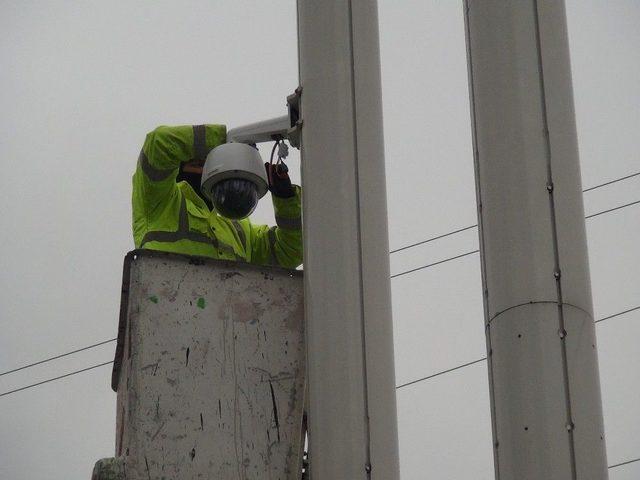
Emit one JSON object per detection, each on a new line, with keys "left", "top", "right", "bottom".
{"left": 93, "top": 250, "right": 305, "bottom": 479}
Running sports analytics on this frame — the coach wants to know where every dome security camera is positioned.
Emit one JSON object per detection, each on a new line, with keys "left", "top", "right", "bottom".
{"left": 201, "top": 91, "right": 302, "bottom": 219}
{"left": 201, "top": 143, "right": 269, "bottom": 220}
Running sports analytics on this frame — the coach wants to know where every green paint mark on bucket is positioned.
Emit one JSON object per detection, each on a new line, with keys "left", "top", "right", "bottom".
{"left": 197, "top": 297, "right": 206, "bottom": 309}
{"left": 149, "top": 295, "right": 159, "bottom": 304}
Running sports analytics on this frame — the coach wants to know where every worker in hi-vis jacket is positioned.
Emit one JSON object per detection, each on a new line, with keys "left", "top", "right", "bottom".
{"left": 132, "top": 124, "right": 302, "bottom": 268}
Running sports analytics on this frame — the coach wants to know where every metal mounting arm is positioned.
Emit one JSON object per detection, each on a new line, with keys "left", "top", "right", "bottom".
{"left": 227, "top": 88, "right": 302, "bottom": 148}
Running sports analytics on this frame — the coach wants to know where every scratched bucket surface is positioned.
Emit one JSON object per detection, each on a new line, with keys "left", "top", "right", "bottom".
{"left": 113, "top": 250, "right": 305, "bottom": 480}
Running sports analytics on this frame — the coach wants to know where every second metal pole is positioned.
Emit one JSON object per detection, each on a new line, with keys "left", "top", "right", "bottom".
{"left": 464, "top": 1, "right": 608, "bottom": 479}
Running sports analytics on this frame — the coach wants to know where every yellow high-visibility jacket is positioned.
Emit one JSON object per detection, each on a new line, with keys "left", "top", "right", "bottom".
{"left": 132, "top": 125, "right": 303, "bottom": 269}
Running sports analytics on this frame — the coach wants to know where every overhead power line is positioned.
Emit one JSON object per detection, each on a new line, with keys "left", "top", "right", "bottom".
{"left": 608, "top": 456, "right": 640, "bottom": 470}
{"left": 0, "top": 305, "right": 636, "bottom": 399}
{"left": 0, "top": 361, "right": 113, "bottom": 398}
{"left": 390, "top": 250, "right": 479, "bottom": 279}
{"left": 389, "top": 170, "right": 640, "bottom": 256}
{"left": 395, "top": 357, "right": 487, "bottom": 390}
{"left": 0, "top": 296, "right": 640, "bottom": 397}
{"left": 389, "top": 224, "right": 478, "bottom": 255}
{"left": 0, "top": 363, "right": 637, "bottom": 474}
{"left": 390, "top": 198, "right": 640, "bottom": 279}
{"left": 2, "top": 176, "right": 638, "bottom": 398}
{"left": 395, "top": 304, "right": 639, "bottom": 391}
{"left": 395, "top": 356, "right": 486, "bottom": 391}
{"left": 595, "top": 305, "right": 640, "bottom": 324}
{"left": 2, "top": 173, "right": 636, "bottom": 379}
{"left": 585, "top": 199, "right": 640, "bottom": 220}
{"left": 0, "top": 338, "right": 116, "bottom": 378}
{"left": 582, "top": 170, "right": 640, "bottom": 193}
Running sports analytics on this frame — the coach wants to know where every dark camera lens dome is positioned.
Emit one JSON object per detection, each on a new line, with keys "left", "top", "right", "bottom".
{"left": 211, "top": 178, "right": 259, "bottom": 220}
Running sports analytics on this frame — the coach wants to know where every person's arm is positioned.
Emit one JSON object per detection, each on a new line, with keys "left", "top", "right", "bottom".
{"left": 245, "top": 185, "right": 303, "bottom": 269}
{"left": 132, "top": 124, "right": 226, "bottom": 216}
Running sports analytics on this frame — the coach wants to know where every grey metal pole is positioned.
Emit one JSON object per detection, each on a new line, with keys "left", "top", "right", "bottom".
{"left": 296, "top": 1, "right": 400, "bottom": 479}
{"left": 463, "top": 2, "right": 608, "bottom": 479}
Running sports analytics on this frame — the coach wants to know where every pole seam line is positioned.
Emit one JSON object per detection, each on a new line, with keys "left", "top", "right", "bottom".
{"left": 462, "top": 2, "right": 501, "bottom": 475}
{"left": 346, "top": 0, "right": 372, "bottom": 472}
{"left": 533, "top": 2, "right": 578, "bottom": 475}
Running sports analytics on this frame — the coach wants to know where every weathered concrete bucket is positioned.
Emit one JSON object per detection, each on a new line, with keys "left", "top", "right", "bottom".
{"left": 92, "top": 250, "right": 305, "bottom": 480}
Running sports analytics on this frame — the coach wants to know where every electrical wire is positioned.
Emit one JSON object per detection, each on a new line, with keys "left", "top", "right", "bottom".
{"left": 6, "top": 304, "right": 632, "bottom": 399}
{"left": 582, "top": 171, "right": 640, "bottom": 193}
{"left": 595, "top": 305, "right": 640, "bottom": 324}
{"left": 0, "top": 363, "right": 637, "bottom": 473}
{"left": 390, "top": 250, "right": 479, "bottom": 279}
{"left": 1, "top": 175, "right": 637, "bottom": 397}
{"left": 390, "top": 224, "right": 478, "bottom": 255}
{"left": 2, "top": 364, "right": 636, "bottom": 472}
{"left": 609, "top": 457, "right": 640, "bottom": 470}
{"left": 269, "top": 139, "right": 280, "bottom": 167}
{"left": 0, "top": 170, "right": 637, "bottom": 480}
{"left": 3, "top": 195, "right": 637, "bottom": 384}
{"left": 0, "top": 361, "right": 114, "bottom": 398}
{"left": 2, "top": 172, "right": 636, "bottom": 376}
{"left": 395, "top": 303, "right": 639, "bottom": 391}
{"left": 395, "top": 357, "right": 487, "bottom": 390}
{"left": 390, "top": 198, "right": 640, "bottom": 279}
{"left": 389, "top": 170, "right": 640, "bottom": 255}
{"left": 0, "top": 338, "right": 116, "bottom": 377}
{"left": 389, "top": 198, "right": 639, "bottom": 257}
{"left": 585, "top": 199, "right": 640, "bottom": 220}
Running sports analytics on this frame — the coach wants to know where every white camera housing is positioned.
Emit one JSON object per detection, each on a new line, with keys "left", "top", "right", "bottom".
{"left": 200, "top": 143, "right": 269, "bottom": 202}
{"left": 200, "top": 89, "right": 301, "bottom": 207}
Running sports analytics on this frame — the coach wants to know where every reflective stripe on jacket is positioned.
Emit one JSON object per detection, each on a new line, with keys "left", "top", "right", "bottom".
{"left": 132, "top": 125, "right": 303, "bottom": 269}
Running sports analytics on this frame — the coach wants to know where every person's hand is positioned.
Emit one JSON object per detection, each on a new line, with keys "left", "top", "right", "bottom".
{"left": 265, "top": 162, "right": 295, "bottom": 198}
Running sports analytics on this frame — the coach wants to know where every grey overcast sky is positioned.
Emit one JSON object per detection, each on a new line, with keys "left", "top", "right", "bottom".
{"left": 1, "top": 1, "right": 638, "bottom": 479}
